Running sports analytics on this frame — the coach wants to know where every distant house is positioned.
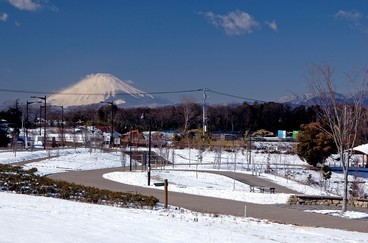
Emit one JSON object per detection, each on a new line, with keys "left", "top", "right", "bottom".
{"left": 120, "top": 130, "right": 145, "bottom": 147}
{"left": 352, "top": 144, "right": 368, "bottom": 168}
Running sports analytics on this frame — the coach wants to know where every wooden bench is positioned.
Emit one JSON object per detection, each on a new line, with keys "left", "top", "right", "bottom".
{"left": 257, "top": 187, "right": 266, "bottom": 193}
{"left": 250, "top": 185, "right": 275, "bottom": 194}
{"left": 257, "top": 187, "right": 275, "bottom": 194}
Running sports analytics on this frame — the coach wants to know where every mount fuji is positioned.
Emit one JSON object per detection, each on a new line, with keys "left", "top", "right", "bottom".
{"left": 48, "top": 73, "right": 171, "bottom": 108}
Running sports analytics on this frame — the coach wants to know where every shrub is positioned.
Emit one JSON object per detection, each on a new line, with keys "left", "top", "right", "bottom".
{"left": 0, "top": 164, "right": 158, "bottom": 208}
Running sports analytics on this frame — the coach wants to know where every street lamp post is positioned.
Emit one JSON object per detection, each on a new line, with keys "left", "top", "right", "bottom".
{"left": 53, "top": 105, "right": 64, "bottom": 148}
{"left": 26, "top": 100, "right": 41, "bottom": 149}
{"left": 141, "top": 109, "right": 152, "bottom": 186}
{"left": 129, "top": 130, "right": 133, "bottom": 171}
{"left": 39, "top": 105, "right": 42, "bottom": 136}
{"left": 100, "top": 101, "right": 114, "bottom": 148}
{"left": 148, "top": 123, "right": 152, "bottom": 185}
{"left": 31, "top": 96, "right": 46, "bottom": 149}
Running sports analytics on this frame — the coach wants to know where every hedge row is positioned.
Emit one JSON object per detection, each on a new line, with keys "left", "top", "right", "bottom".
{"left": 0, "top": 164, "right": 158, "bottom": 208}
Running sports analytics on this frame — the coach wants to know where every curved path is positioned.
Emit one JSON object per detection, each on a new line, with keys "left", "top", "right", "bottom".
{"left": 48, "top": 167, "right": 368, "bottom": 233}
{"left": 174, "top": 169, "right": 299, "bottom": 194}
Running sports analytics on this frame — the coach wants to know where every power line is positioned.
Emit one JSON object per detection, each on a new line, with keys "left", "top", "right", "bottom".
{"left": 209, "top": 89, "right": 266, "bottom": 103}
{"left": 144, "top": 89, "right": 202, "bottom": 96}
{"left": 0, "top": 88, "right": 51, "bottom": 95}
{"left": 0, "top": 88, "right": 202, "bottom": 96}
{"left": 0, "top": 87, "right": 265, "bottom": 103}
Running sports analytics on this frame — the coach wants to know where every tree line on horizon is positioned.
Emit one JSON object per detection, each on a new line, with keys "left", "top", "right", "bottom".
{"left": 1, "top": 100, "right": 319, "bottom": 136}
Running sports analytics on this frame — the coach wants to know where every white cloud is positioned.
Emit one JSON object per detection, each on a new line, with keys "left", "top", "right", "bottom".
{"left": 266, "top": 20, "right": 278, "bottom": 31}
{"left": 202, "top": 10, "right": 260, "bottom": 36}
{"left": 7, "top": 0, "right": 41, "bottom": 11}
{"left": 335, "top": 10, "right": 362, "bottom": 22}
{"left": 0, "top": 13, "right": 8, "bottom": 22}
{"left": 335, "top": 9, "right": 368, "bottom": 34}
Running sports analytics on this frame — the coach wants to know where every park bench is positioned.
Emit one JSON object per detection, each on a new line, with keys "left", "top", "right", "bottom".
{"left": 250, "top": 186, "right": 275, "bottom": 194}
{"left": 258, "top": 187, "right": 275, "bottom": 194}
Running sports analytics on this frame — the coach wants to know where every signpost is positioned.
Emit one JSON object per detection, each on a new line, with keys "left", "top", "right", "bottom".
{"left": 154, "top": 179, "right": 168, "bottom": 208}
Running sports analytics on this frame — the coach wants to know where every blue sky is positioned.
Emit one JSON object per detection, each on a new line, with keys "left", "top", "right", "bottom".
{"left": 0, "top": 0, "right": 367, "bottom": 104}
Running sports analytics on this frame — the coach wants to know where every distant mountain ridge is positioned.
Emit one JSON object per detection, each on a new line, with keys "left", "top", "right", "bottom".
{"left": 277, "top": 92, "right": 368, "bottom": 106}
{"left": 48, "top": 73, "right": 171, "bottom": 108}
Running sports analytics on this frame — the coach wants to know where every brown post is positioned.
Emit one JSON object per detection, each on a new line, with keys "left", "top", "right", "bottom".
{"left": 164, "top": 179, "right": 168, "bottom": 208}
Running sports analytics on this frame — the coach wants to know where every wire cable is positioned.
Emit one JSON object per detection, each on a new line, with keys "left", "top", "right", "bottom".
{"left": 0, "top": 88, "right": 203, "bottom": 96}
{"left": 0, "top": 88, "right": 264, "bottom": 103}
{"left": 209, "top": 89, "right": 266, "bottom": 103}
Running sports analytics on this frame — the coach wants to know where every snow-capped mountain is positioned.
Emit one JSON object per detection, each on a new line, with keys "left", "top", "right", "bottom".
{"left": 48, "top": 73, "right": 171, "bottom": 108}
{"left": 277, "top": 92, "right": 348, "bottom": 106}
{"left": 277, "top": 93, "right": 316, "bottom": 105}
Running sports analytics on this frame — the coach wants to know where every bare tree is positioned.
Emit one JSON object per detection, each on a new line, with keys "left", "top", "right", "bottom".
{"left": 180, "top": 96, "right": 198, "bottom": 135}
{"left": 308, "top": 64, "right": 368, "bottom": 212}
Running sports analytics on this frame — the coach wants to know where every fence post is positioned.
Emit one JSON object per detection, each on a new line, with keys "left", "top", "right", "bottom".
{"left": 164, "top": 179, "right": 168, "bottom": 209}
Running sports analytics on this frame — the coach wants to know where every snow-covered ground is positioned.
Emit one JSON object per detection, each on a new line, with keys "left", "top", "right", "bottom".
{"left": 103, "top": 170, "right": 291, "bottom": 204}
{"left": 1, "top": 192, "right": 367, "bottom": 243}
{"left": 0, "top": 147, "right": 368, "bottom": 242}
{"left": 2, "top": 147, "right": 368, "bottom": 204}
{"left": 12, "top": 147, "right": 365, "bottom": 198}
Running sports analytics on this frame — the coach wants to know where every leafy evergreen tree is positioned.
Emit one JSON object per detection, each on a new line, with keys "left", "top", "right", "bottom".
{"left": 0, "top": 100, "right": 22, "bottom": 127}
{"left": 0, "top": 129, "right": 9, "bottom": 147}
{"left": 296, "top": 122, "right": 337, "bottom": 167}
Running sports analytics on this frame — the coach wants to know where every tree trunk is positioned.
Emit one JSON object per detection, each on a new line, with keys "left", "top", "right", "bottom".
{"left": 340, "top": 150, "right": 350, "bottom": 212}
{"left": 342, "top": 168, "right": 348, "bottom": 212}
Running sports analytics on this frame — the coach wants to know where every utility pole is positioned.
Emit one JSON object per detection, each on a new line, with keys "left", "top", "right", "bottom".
{"left": 202, "top": 88, "right": 208, "bottom": 140}
{"left": 141, "top": 109, "right": 152, "bottom": 186}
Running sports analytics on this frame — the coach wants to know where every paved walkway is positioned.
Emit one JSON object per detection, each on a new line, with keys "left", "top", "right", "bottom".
{"left": 10, "top": 156, "right": 59, "bottom": 166}
{"left": 48, "top": 167, "right": 368, "bottom": 233}
{"left": 175, "top": 169, "right": 300, "bottom": 194}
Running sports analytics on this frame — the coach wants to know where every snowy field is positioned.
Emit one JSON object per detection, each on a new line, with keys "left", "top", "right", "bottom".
{"left": 10, "top": 147, "right": 366, "bottom": 198}
{"left": 1, "top": 192, "right": 367, "bottom": 243}
{"left": 103, "top": 170, "right": 291, "bottom": 204}
{"left": 0, "top": 147, "right": 368, "bottom": 242}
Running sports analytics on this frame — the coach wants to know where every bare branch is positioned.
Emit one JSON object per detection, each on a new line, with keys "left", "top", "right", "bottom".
{"left": 307, "top": 63, "right": 367, "bottom": 212}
